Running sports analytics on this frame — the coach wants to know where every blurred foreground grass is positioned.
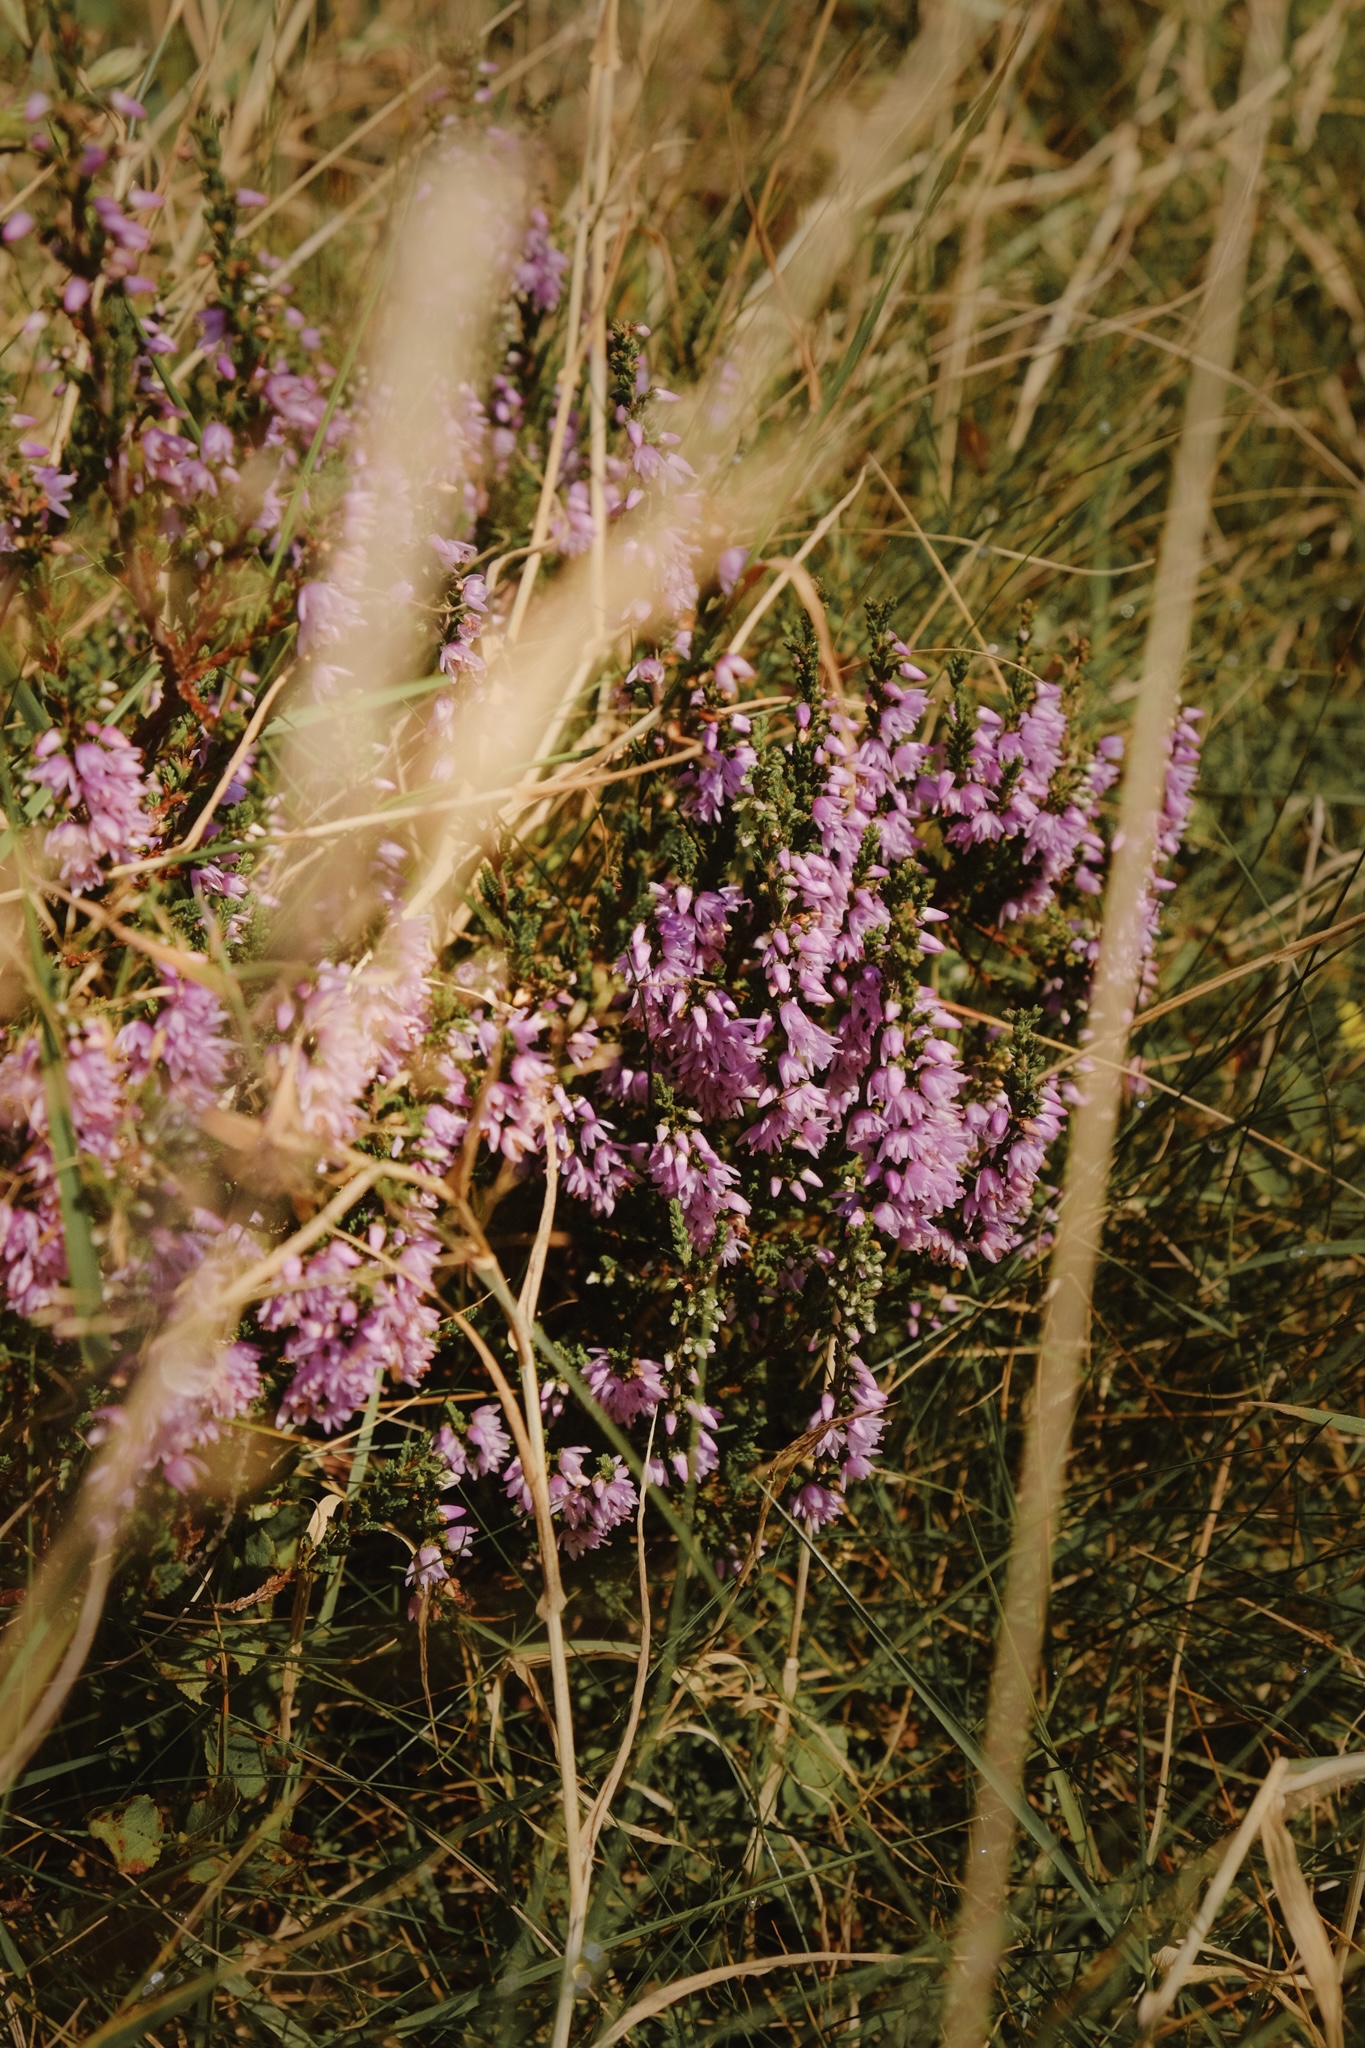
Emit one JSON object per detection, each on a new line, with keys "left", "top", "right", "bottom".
{"left": 3, "top": 1, "right": 1365, "bottom": 2043}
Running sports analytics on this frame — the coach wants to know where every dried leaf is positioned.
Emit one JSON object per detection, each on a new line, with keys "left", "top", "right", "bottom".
{"left": 305, "top": 1492, "right": 345, "bottom": 1549}
{"left": 1261, "top": 1801, "right": 1344, "bottom": 2048}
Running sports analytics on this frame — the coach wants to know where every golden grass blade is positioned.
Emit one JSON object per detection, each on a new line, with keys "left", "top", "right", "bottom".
{"left": 589, "top": 1951, "right": 904, "bottom": 2048}
{"left": 1136, "top": 1757, "right": 1289, "bottom": 2034}
{"left": 1260, "top": 1802, "right": 1345, "bottom": 2048}
{"left": 938, "top": 3, "right": 1289, "bottom": 2041}
{"left": 1145, "top": 1450, "right": 1234, "bottom": 1861}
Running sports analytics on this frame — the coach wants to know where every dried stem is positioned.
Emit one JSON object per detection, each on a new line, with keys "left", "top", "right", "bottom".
{"left": 583, "top": 1410, "right": 657, "bottom": 1863}
{"left": 459, "top": 1126, "right": 587, "bottom": 2048}
{"left": 588, "top": 0, "right": 620, "bottom": 646}
{"left": 938, "top": 4, "right": 1289, "bottom": 2041}
{"left": 1137, "top": 1758, "right": 1290, "bottom": 2035}
{"left": 1145, "top": 1445, "right": 1234, "bottom": 1860}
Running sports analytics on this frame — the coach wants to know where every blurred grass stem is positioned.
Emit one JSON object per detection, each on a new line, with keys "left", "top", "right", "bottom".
{"left": 938, "top": 3, "right": 1289, "bottom": 2041}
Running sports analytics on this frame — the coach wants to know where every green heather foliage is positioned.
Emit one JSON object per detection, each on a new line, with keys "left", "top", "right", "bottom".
{"left": 0, "top": 3, "right": 1362, "bottom": 2045}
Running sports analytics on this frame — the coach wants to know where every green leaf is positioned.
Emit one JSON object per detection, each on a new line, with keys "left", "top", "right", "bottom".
{"left": 0, "top": 0, "right": 30, "bottom": 49}
{"left": 1273, "top": 1403, "right": 1365, "bottom": 1438}
{"left": 1233, "top": 1240, "right": 1365, "bottom": 1275}
{"left": 9, "top": 681, "right": 46, "bottom": 738}
{"left": 79, "top": 1973, "right": 218, "bottom": 2048}
{"left": 206, "top": 1723, "right": 268, "bottom": 1800}
{"left": 780, "top": 1724, "right": 848, "bottom": 1817}
{"left": 89, "top": 1794, "right": 164, "bottom": 1876}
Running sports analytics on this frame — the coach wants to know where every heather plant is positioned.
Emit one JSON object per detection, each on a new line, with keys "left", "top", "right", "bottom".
{"left": 0, "top": 84, "right": 1203, "bottom": 1573}
{"left": 1, "top": 4, "right": 1364, "bottom": 2046}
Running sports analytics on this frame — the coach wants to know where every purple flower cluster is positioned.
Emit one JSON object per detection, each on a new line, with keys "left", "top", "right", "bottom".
{"left": 514, "top": 208, "right": 569, "bottom": 313}
{"left": 792, "top": 1355, "right": 887, "bottom": 1530}
{"left": 1138, "top": 707, "right": 1204, "bottom": 998}
{"left": 136, "top": 1341, "right": 263, "bottom": 1494}
{"left": 28, "top": 724, "right": 158, "bottom": 893}
{"left": 421, "top": 999, "right": 637, "bottom": 1217}
{"left": 139, "top": 420, "right": 237, "bottom": 504}
{"left": 117, "top": 970, "right": 234, "bottom": 1112}
{"left": 0, "top": 1023, "right": 130, "bottom": 1316}
{"left": 263, "top": 1219, "right": 441, "bottom": 1432}
{"left": 391, "top": 636, "right": 1198, "bottom": 1551}
{"left": 502, "top": 1445, "right": 637, "bottom": 1557}
{"left": 269, "top": 916, "right": 432, "bottom": 1146}
{"left": 0, "top": 121, "right": 1211, "bottom": 1626}
{"left": 614, "top": 661, "right": 1086, "bottom": 1271}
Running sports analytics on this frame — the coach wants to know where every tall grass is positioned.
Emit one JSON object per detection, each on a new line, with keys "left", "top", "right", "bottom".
{"left": 0, "top": 2, "right": 1364, "bottom": 2045}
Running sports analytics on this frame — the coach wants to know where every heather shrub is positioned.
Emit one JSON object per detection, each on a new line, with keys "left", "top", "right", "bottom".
{"left": 0, "top": 5, "right": 1362, "bottom": 2045}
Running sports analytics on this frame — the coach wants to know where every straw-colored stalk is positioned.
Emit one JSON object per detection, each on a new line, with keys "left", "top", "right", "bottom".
{"left": 938, "top": 2, "right": 1289, "bottom": 2042}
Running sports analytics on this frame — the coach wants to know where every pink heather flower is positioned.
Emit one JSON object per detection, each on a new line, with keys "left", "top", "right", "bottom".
{"left": 557, "top": 1452, "right": 636, "bottom": 1558}
{"left": 141, "top": 425, "right": 214, "bottom": 502}
{"left": 437, "top": 1501, "right": 474, "bottom": 1557}
{"left": 30, "top": 463, "right": 76, "bottom": 521}
{"left": 62, "top": 277, "right": 91, "bottom": 314}
{"left": 554, "top": 1091, "right": 639, "bottom": 1215}
{"left": 550, "top": 480, "right": 594, "bottom": 555}
{"left": 0, "top": 1198, "right": 68, "bottom": 1319}
{"left": 649, "top": 1395, "right": 722, "bottom": 1488}
{"left": 467, "top": 1403, "right": 512, "bottom": 1476}
{"left": 514, "top": 208, "right": 569, "bottom": 312}
{"left": 297, "top": 578, "right": 359, "bottom": 656}
{"left": 30, "top": 724, "right": 158, "bottom": 893}
{"left": 433, "top": 1422, "right": 468, "bottom": 1482}
{"left": 280, "top": 916, "right": 433, "bottom": 1147}
{"left": 791, "top": 1481, "right": 845, "bottom": 1531}
{"left": 503, "top": 1446, "right": 639, "bottom": 1558}
{"left": 202, "top": 420, "right": 234, "bottom": 465}
{"left": 501, "top": 1456, "right": 534, "bottom": 1519}
{"left": 712, "top": 651, "right": 754, "bottom": 698}
{"left": 263, "top": 368, "right": 339, "bottom": 444}
{"left": 717, "top": 546, "right": 749, "bottom": 595}
{"left": 2, "top": 211, "right": 33, "bottom": 244}
{"left": 647, "top": 1121, "right": 750, "bottom": 1254}
{"left": 584, "top": 1350, "right": 667, "bottom": 1423}
{"left": 407, "top": 1543, "right": 449, "bottom": 1591}
{"left": 1136, "top": 706, "right": 1204, "bottom": 998}
{"left": 0, "top": 1025, "right": 133, "bottom": 1319}
{"left": 679, "top": 723, "right": 758, "bottom": 824}
{"left": 422, "top": 1004, "right": 562, "bottom": 1176}
{"left": 116, "top": 970, "right": 234, "bottom": 1111}
{"left": 93, "top": 196, "right": 150, "bottom": 255}
{"left": 109, "top": 90, "right": 148, "bottom": 120}
{"left": 267, "top": 1224, "right": 441, "bottom": 1432}
{"left": 431, "top": 534, "right": 476, "bottom": 575}
{"left": 144, "top": 1341, "right": 262, "bottom": 1493}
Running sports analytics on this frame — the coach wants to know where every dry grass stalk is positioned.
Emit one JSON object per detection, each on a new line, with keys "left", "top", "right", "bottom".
{"left": 937, "top": 2, "right": 1291, "bottom": 2042}
{"left": 1145, "top": 1446, "right": 1234, "bottom": 1859}
{"left": 1141, "top": 1748, "right": 1363, "bottom": 2047}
